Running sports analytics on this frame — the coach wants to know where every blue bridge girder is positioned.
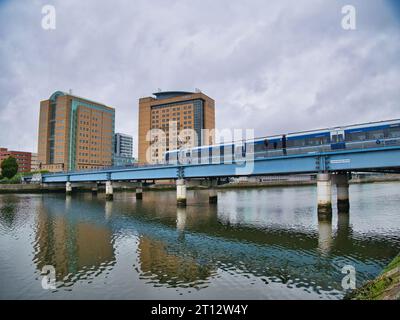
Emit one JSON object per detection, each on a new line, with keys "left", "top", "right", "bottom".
{"left": 41, "top": 146, "right": 400, "bottom": 184}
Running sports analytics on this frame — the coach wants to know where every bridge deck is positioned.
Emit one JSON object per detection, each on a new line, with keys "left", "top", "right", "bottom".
{"left": 41, "top": 146, "right": 400, "bottom": 183}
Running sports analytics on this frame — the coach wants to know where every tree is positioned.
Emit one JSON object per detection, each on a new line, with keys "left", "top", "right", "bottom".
{"left": 1, "top": 156, "right": 18, "bottom": 179}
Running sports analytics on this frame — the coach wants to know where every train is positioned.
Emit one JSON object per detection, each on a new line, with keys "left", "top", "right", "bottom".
{"left": 164, "top": 119, "right": 400, "bottom": 165}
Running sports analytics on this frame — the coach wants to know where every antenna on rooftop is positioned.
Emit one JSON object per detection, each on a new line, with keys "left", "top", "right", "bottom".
{"left": 195, "top": 88, "right": 201, "bottom": 93}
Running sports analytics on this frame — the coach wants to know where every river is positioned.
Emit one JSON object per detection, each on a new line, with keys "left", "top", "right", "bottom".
{"left": 0, "top": 182, "right": 399, "bottom": 299}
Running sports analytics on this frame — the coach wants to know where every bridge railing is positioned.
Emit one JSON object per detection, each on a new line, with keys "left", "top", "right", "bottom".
{"left": 42, "top": 162, "right": 172, "bottom": 176}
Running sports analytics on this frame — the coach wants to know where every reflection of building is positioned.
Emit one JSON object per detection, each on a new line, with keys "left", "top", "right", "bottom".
{"left": 114, "top": 133, "right": 135, "bottom": 166}
{"left": 0, "top": 147, "right": 31, "bottom": 173}
{"left": 138, "top": 91, "right": 215, "bottom": 164}
{"left": 37, "top": 91, "right": 115, "bottom": 172}
{"left": 34, "top": 207, "right": 115, "bottom": 282}
{"left": 138, "top": 236, "right": 213, "bottom": 287}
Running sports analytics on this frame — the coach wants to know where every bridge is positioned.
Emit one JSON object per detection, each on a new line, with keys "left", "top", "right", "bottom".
{"left": 39, "top": 142, "right": 400, "bottom": 217}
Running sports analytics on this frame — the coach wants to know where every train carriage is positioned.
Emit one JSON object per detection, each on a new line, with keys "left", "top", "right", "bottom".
{"left": 164, "top": 119, "right": 400, "bottom": 165}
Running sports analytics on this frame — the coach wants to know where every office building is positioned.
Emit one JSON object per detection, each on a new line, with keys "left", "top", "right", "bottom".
{"left": 114, "top": 133, "right": 135, "bottom": 166}
{"left": 138, "top": 90, "right": 215, "bottom": 163}
{"left": 31, "top": 153, "right": 39, "bottom": 172}
{"left": 0, "top": 147, "right": 32, "bottom": 173}
{"left": 37, "top": 91, "right": 115, "bottom": 172}
{"left": 114, "top": 133, "right": 133, "bottom": 157}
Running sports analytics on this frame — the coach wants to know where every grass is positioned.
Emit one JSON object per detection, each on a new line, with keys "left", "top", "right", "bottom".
{"left": 345, "top": 254, "right": 400, "bottom": 300}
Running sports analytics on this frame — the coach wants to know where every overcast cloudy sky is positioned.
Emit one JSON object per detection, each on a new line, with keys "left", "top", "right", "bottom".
{"left": 0, "top": 0, "right": 399, "bottom": 156}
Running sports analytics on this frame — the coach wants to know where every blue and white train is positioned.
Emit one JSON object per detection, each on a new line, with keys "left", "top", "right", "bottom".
{"left": 164, "top": 119, "right": 400, "bottom": 165}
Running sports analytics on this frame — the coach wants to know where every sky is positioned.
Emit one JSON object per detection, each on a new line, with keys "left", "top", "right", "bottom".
{"left": 0, "top": 0, "right": 399, "bottom": 156}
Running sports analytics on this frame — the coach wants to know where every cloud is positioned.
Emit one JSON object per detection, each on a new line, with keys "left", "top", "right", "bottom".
{"left": 0, "top": 0, "right": 399, "bottom": 154}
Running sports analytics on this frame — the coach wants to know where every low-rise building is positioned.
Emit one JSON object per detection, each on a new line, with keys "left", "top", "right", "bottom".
{"left": 0, "top": 148, "right": 32, "bottom": 173}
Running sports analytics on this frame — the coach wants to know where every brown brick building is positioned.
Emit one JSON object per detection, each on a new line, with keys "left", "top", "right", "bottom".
{"left": 0, "top": 148, "right": 32, "bottom": 173}
{"left": 37, "top": 91, "right": 115, "bottom": 172}
{"left": 138, "top": 91, "right": 215, "bottom": 163}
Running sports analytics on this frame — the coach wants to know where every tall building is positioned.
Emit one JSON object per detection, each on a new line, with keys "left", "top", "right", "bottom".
{"left": 37, "top": 91, "right": 115, "bottom": 172}
{"left": 114, "top": 133, "right": 133, "bottom": 157}
{"left": 138, "top": 91, "right": 215, "bottom": 163}
{"left": 0, "top": 148, "right": 32, "bottom": 173}
{"left": 114, "top": 133, "right": 135, "bottom": 166}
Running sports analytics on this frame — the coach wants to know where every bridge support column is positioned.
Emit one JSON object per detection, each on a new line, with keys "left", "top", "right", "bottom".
{"left": 136, "top": 182, "right": 143, "bottom": 200}
{"left": 336, "top": 173, "right": 350, "bottom": 213}
{"left": 66, "top": 182, "right": 72, "bottom": 195}
{"left": 105, "top": 181, "right": 113, "bottom": 201}
{"left": 209, "top": 179, "right": 218, "bottom": 204}
{"left": 92, "top": 183, "right": 99, "bottom": 195}
{"left": 176, "top": 179, "right": 187, "bottom": 207}
{"left": 317, "top": 173, "right": 332, "bottom": 217}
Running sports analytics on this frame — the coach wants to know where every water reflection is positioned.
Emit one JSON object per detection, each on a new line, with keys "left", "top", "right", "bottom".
{"left": 33, "top": 197, "right": 116, "bottom": 288}
{"left": 336, "top": 212, "right": 351, "bottom": 247}
{"left": 105, "top": 201, "right": 113, "bottom": 220}
{"left": 138, "top": 236, "right": 215, "bottom": 288}
{"left": 318, "top": 216, "right": 333, "bottom": 255}
{"left": 0, "top": 195, "right": 19, "bottom": 229}
{"left": 0, "top": 183, "right": 399, "bottom": 299}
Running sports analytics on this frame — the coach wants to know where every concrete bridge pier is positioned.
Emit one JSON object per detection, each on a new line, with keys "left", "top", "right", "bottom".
{"left": 66, "top": 182, "right": 72, "bottom": 195}
{"left": 209, "top": 179, "right": 218, "bottom": 204}
{"left": 336, "top": 173, "right": 350, "bottom": 213}
{"left": 176, "top": 179, "right": 187, "bottom": 207}
{"left": 136, "top": 182, "right": 143, "bottom": 200}
{"left": 317, "top": 173, "right": 332, "bottom": 217}
{"left": 105, "top": 181, "right": 113, "bottom": 201}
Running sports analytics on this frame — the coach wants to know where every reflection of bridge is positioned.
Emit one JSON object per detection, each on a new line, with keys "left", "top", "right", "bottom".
{"left": 40, "top": 143, "right": 400, "bottom": 217}
{"left": 29, "top": 195, "right": 398, "bottom": 294}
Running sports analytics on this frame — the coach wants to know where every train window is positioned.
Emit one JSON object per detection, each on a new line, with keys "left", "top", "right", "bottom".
{"left": 367, "top": 130, "right": 384, "bottom": 140}
{"left": 263, "top": 140, "right": 282, "bottom": 150}
{"left": 305, "top": 136, "right": 329, "bottom": 146}
{"left": 254, "top": 142, "right": 266, "bottom": 153}
{"left": 387, "top": 127, "right": 400, "bottom": 138}
{"left": 346, "top": 132, "right": 366, "bottom": 142}
{"left": 287, "top": 138, "right": 306, "bottom": 148}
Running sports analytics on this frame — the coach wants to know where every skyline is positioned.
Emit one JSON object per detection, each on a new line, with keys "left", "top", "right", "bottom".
{"left": 1, "top": 0, "right": 400, "bottom": 156}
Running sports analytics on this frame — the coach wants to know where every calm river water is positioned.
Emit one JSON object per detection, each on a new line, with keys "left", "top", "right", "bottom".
{"left": 0, "top": 182, "right": 399, "bottom": 299}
